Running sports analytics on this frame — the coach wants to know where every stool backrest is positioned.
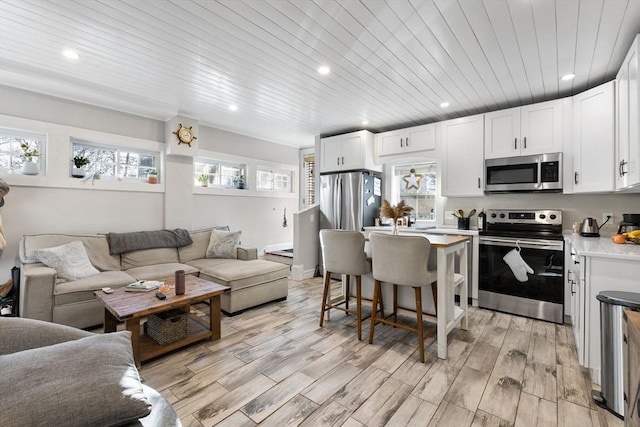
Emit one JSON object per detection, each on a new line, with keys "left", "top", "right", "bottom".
{"left": 319, "top": 229, "right": 368, "bottom": 276}
{"left": 369, "top": 233, "right": 431, "bottom": 286}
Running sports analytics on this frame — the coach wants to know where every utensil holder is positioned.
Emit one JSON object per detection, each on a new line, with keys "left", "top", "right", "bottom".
{"left": 457, "top": 217, "right": 470, "bottom": 230}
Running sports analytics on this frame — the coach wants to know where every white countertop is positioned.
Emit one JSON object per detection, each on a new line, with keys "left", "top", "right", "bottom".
{"left": 364, "top": 226, "right": 479, "bottom": 237}
{"left": 564, "top": 233, "right": 640, "bottom": 261}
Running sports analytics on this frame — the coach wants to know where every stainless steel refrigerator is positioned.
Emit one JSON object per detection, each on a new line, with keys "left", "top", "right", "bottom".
{"left": 319, "top": 171, "right": 381, "bottom": 232}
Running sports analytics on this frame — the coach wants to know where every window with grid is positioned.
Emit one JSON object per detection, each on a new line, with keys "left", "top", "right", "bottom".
{"left": 194, "top": 159, "right": 246, "bottom": 188}
{"left": 256, "top": 167, "right": 292, "bottom": 192}
{"left": 393, "top": 162, "right": 437, "bottom": 221}
{"left": 71, "top": 139, "right": 159, "bottom": 180}
{"left": 303, "top": 155, "right": 315, "bottom": 207}
{"left": 0, "top": 128, "right": 47, "bottom": 173}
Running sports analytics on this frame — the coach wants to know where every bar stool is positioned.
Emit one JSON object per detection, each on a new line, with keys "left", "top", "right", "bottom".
{"left": 368, "top": 232, "right": 438, "bottom": 363}
{"left": 319, "top": 229, "right": 371, "bottom": 340}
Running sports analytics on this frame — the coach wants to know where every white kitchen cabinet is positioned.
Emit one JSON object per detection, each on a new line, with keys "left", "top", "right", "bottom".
{"left": 376, "top": 123, "right": 436, "bottom": 157}
{"left": 616, "top": 34, "right": 640, "bottom": 190}
{"left": 566, "top": 237, "right": 640, "bottom": 384}
{"left": 484, "top": 99, "right": 563, "bottom": 159}
{"left": 440, "top": 114, "right": 484, "bottom": 197}
{"left": 571, "top": 81, "right": 615, "bottom": 193}
{"left": 320, "top": 130, "right": 380, "bottom": 173}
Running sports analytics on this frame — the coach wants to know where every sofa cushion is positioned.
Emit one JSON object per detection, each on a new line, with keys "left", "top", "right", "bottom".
{"left": 34, "top": 241, "right": 100, "bottom": 282}
{"left": 125, "top": 262, "right": 199, "bottom": 281}
{"left": 184, "top": 258, "right": 235, "bottom": 271}
{"left": 54, "top": 271, "right": 136, "bottom": 306}
{"left": 0, "top": 331, "right": 151, "bottom": 427}
{"left": 206, "top": 230, "right": 241, "bottom": 259}
{"left": 178, "top": 227, "right": 229, "bottom": 263}
{"left": 20, "top": 233, "right": 121, "bottom": 271}
{"left": 200, "top": 259, "right": 289, "bottom": 291}
{"left": 121, "top": 247, "right": 179, "bottom": 270}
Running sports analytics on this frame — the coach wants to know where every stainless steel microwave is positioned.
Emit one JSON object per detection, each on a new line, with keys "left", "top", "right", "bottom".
{"left": 484, "top": 153, "right": 562, "bottom": 193}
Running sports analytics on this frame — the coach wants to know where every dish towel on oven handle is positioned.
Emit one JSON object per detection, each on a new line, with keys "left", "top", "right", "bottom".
{"left": 503, "top": 247, "right": 534, "bottom": 282}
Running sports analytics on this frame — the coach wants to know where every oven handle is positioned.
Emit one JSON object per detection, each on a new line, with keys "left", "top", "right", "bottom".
{"left": 479, "top": 236, "right": 564, "bottom": 251}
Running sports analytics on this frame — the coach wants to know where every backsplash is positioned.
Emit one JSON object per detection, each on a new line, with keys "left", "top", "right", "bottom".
{"left": 443, "top": 193, "right": 640, "bottom": 234}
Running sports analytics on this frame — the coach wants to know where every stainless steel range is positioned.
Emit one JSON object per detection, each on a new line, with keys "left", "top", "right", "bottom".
{"left": 478, "top": 209, "right": 565, "bottom": 323}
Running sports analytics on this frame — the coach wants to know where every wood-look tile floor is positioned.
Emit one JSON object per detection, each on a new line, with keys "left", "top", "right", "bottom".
{"left": 139, "top": 277, "right": 623, "bottom": 427}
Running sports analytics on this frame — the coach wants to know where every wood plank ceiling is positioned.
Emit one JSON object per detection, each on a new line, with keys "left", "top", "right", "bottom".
{"left": 0, "top": 0, "right": 638, "bottom": 147}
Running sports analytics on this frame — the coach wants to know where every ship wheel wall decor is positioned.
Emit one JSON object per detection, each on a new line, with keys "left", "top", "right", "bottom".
{"left": 173, "top": 123, "right": 197, "bottom": 147}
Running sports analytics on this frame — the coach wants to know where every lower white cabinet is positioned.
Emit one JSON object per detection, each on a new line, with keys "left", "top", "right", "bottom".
{"left": 440, "top": 114, "right": 484, "bottom": 197}
{"left": 567, "top": 242, "right": 640, "bottom": 384}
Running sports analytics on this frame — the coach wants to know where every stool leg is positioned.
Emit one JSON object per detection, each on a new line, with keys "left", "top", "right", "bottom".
{"left": 356, "top": 275, "right": 362, "bottom": 340}
{"left": 345, "top": 274, "right": 350, "bottom": 312}
{"left": 393, "top": 284, "right": 398, "bottom": 325}
{"left": 369, "top": 280, "right": 381, "bottom": 344}
{"left": 319, "top": 272, "right": 331, "bottom": 327}
{"left": 415, "top": 287, "right": 425, "bottom": 363}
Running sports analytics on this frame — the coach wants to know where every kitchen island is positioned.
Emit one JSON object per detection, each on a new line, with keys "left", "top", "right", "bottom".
{"left": 564, "top": 233, "right": 640, "bottom": 385}
{"left": 361, "top": 229, "right": 470, "bottom": 359}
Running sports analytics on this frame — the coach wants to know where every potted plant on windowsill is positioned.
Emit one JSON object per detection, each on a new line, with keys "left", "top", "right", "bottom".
{"left": 234, "top": 174, "right": 245, "bottom": 189}
{"left": 72, "top": 155, "right": 90, "bottom": 178}
{"left": 147, "top": 169, "right": 158, "bottom": 184}
{"left": 20, "top": 141, "right": 40, "bottom": 175}
{"left": 197, "top": 174, "right": 209, "bottom": 187}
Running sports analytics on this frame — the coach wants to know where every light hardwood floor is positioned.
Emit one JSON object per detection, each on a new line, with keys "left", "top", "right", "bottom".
{"left": 139, "top": 277, "right": 623, "bottom": 427}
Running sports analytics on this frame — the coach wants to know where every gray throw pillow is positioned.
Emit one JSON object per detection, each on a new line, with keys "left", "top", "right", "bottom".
{"left": 0, "top": 331, "right": 151, "bottom": 427}
{"left": 206, "top": 230, "right": 241, "bottom": 259}
{"left": 33, "top": 240, "right": 100, "bottom": 281}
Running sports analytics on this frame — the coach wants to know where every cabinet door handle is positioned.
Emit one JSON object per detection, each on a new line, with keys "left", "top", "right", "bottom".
{"left": 400, "top": 138, "right": 403, "bottom": 148}
{"left": 477, "top": 177, "right": 481, "bottom": 188}
{"left": 406, "top": 137, "right": 409, "bottom": 147}
{"left": 571, "top": 281, "right": 575, "bottom": 296}
{"left": 341, "top": 156, "right": 344, "bottom": 165}
{"left": 337, "top": 157, "right": 340, "bottom": 166}
{"left": 523, "top": 136, "right": 527, "bottom": 149}
{"left": 620, "top": 160, "right": 628, "bottom": 176}
{"left": 514, "top": 138, "right": 517, "bottom": 150}
{"left": 574, "top": 172, "right": 579, "bottom": 184}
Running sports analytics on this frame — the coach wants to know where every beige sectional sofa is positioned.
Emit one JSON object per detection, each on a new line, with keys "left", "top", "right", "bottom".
{"left": 19, "top": 228, "right": 290, "bottom": 329}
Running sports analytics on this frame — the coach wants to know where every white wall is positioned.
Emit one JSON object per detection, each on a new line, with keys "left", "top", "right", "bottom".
{"left": 0, "top": 86, "right": 299, "bottom": 282}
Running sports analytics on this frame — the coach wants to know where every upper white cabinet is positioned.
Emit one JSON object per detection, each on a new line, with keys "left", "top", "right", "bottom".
{"left": 616, "top": 34, "right": 640, "bottom": 190}
{"left": 484, "top": 99, "right": 563, "bottom": 159}
{"left": 320, "top": 130, "right": 381, "bottom": 173}
{"left": 375, "top": 123, "right": 436, "bottom": 157}
{"left": 441, "top": 114, "right": 484, "bottom": 197}
{"left": 571, "top": 81, "right": 615, "bottom": 193}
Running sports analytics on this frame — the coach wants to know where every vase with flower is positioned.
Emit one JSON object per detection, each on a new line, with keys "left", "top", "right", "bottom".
{"left": 380, "top": 199, "right": 414, "bottom": 235}
{"left": 20, "top": 141, "right": 40, "bottom": 175}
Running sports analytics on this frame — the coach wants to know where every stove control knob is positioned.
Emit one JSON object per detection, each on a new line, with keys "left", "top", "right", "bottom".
{"left": 539, "top": 214, "right": 546, "bottom": 219}
{"left": 549, "top": 214, "right": 557, "bottom": 220}
{"left": 491, "top": 213, "right": 497, "bottom": 218}
{"left": 499, "top": 213, "right": 505, "bottom": 219}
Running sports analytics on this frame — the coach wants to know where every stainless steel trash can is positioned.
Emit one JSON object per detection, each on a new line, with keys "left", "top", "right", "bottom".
{"left": 594, "top": 291, "right": 640, "bottom": 418}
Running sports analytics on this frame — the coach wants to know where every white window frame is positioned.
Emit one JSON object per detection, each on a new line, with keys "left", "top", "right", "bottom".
{"left": 256, "top": 166, "right": 293, "bottom": 193}
{"left": 392, "top": 162, "right": 438, "bottom": 221}
{"left": 0, "top": 127, "right": 47, "bottom": 174}
{"left": 72, "top": 139, "right": 159, "bottom": 182}
{"left": 194, "top": 158, "right": 246, "bottom": 188}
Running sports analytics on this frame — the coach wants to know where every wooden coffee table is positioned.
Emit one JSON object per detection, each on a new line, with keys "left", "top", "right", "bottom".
{"left": 95, "top": 275, "right": 229, "bottom": 367}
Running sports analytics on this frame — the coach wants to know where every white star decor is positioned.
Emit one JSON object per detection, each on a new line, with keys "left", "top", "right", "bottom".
{"left": 403, "top": 168, "right": 423, "bottom": 190}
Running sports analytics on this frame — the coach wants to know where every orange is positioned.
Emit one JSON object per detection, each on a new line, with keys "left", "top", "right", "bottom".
{"left": 612, "top": 234, "right": 627, "bottom": 244}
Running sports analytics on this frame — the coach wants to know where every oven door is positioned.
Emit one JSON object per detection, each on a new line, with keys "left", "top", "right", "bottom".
{"left": 479, "top": 236, "right": 565, "bottom": 323}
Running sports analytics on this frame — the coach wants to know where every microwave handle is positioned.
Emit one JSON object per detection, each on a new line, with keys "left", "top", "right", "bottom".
{"left": 536, "top": 159, "right": 542, "bottom": 187}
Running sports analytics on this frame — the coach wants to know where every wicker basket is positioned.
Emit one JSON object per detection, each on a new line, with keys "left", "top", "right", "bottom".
{"left": 147, "top": 309, "right": 187, "bottom": 345}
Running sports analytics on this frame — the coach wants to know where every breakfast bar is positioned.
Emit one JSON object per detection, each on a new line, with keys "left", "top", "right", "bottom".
{"left": 362, "top": 231, "right": 470, "bottom": 359}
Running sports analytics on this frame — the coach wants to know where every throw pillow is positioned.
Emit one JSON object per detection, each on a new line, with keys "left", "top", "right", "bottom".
{"left": 206, "top": 230, "right": 241, "bottom": 259}
{"left": 34, "top": 240, "right": 99, "bottom": 281}
{"left": 0, "top": 331, "right": 151, "bottom": 427}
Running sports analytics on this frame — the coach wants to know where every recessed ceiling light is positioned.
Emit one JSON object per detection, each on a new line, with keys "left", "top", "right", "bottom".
{"left": 318, "top": 66, "right": 330, "bottom": 75}
{"left": 228, "top": 104, "right": 238, "bottom": 111}
{"left": 362, "top": 120, "right": 369, "bottom": 126}
{"left": 440, "top": 102, "right": 450, "bottom": 108}
{"left": 62, "top": 49, "right": 80, "bottom": 60}
{"left": 561, "top": 73, "right": 576, "bottom": 81}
